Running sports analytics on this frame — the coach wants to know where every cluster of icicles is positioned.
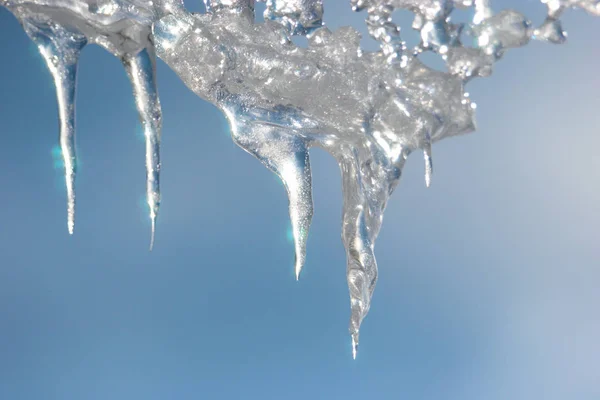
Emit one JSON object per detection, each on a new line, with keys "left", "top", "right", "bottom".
{"left": 1, "top": 0, "right": 598, "bottom": 357}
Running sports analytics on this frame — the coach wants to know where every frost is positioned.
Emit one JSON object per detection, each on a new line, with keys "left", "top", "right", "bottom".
{"left": 1, "top": 0, "right": 598, "bottom": 357}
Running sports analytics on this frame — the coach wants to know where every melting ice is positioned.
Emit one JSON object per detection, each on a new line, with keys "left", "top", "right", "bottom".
{"left": 1, "top": 0, "right": 598, "bottom": 357}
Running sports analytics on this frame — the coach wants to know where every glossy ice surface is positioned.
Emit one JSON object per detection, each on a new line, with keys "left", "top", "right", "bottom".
{"left": 1, "top": 0, "right": 598, "bottom": 356}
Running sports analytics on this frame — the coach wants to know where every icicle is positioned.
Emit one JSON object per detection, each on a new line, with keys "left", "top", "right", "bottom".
{"left": 343, "top": 219, "right": 377, "bottom": 359}
{"left": 340, "top": 155, "right": 380, "bottom": 359}
{"left": 122, "top": 48, "right": 163, "bottom": 250}
{"left": 424, "top": 136, "right": 433, "bottom": 188}
{"left": 286, "top": 149, "right": 313, "bottom": 280}
{"left": 21, "top": 19, "right": 86, "bottom": 234}
{"left": 225, "top": 112, "right": 314, "bottom": 279}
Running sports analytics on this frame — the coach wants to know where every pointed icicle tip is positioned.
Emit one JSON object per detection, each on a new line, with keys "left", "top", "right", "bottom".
{"left": 67, "top": 211, "right": 75, "bottom": 235}
{"left": 351, "top": 332, "right": 359, "bottom": 360}
{"left": 293, "top": 235, "right": 308, "bottom": 280}
{"left": 424, "top": 142, "right": 433, "bottom": 188}
{"left": 149, "top": 215, "right": 156, "bottom": 251}
{"left": 65, "top": 157, "right": 76, "bottom": 235}
{"left": 295, "top": 257, "right": 302, "bottom": 281}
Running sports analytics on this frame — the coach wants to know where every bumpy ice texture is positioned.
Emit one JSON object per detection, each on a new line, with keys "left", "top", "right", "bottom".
{"left": 1, "top": 0, "right": 598, "bottom": 357}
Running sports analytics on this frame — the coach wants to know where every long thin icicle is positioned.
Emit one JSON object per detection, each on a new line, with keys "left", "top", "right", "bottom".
{"left": 21, "top": 18, "right": 86, "bottom": 234}
{"left": 123, "top": 48, "right": 163, "bottom": 250}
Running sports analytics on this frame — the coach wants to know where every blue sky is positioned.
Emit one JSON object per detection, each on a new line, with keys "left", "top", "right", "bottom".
{"left": 0, "top": 2, "right": 599, "bottom": 399}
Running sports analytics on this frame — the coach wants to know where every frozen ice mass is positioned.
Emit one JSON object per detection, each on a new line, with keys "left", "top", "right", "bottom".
{"left": 1, "top": 0, "right": 598, "bottom": 357}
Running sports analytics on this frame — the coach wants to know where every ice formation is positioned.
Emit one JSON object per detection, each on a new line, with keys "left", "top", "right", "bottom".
{"left": 1, "top": 0, "right": 163, "bottom": 244}
{"left": 1, "top": 0, "right": 598, "bottom": 357}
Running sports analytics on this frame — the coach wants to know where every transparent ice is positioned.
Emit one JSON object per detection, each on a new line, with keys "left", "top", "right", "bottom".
{"left": 1, "top": 0, "right": 598, "bottom": 357}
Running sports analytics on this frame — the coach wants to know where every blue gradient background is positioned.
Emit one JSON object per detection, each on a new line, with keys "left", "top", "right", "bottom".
{"left": 0, "top": 2, "right": 599, "bottom": 399}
